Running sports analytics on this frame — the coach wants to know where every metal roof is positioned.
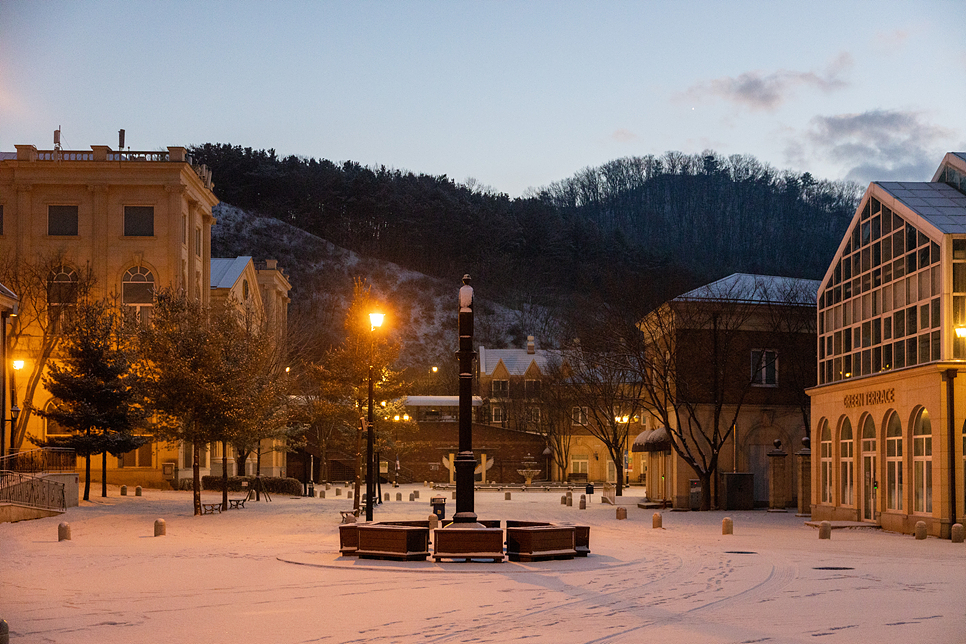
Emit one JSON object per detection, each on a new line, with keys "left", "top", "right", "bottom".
{"left": 478, "top": 346, "right": 560, "bottom": 376}
{"left": 674, "top": 273, "right": 820, "bottom": 306}
{"left": 210, "top": 256, "right": 253, "bottom": 289}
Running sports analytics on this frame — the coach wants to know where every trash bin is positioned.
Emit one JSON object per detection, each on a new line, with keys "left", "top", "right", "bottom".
{"left": 585, "top": 483, "right": 594, "bottom": 496}
{"left": 689, "top": 479, "right": 701, "bottom": 510}
{"left": 431, "top": 497, "right": 446, "bottom": 520}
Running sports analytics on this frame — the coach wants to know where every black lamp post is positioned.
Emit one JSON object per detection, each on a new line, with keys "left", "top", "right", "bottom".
{"left": 453, "top": 274, "right": 478, "bottom": 523}
{"left": 366, "top": 312, "right": 384, "bottom": 522}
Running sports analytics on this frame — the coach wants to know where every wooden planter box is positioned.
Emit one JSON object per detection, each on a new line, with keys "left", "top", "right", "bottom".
{"left": 339, "top": 523, "right": 359, "bottom": 556}
{"left": 433, "top": 527, "right": 505, "bottom": 562}
{"left": 356, "top": 525, "right": 430, "bottom": 561}
{"left": 506, "top": 526, "right": 577, "bottom": 562}
{"left": 506, "top": 520, "right": 552, "bottom": 528}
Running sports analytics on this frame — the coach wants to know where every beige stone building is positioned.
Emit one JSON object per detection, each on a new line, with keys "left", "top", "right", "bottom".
{"left": 808, "top": 152, "right": 966, "bottom": 537}
{"left": 0, "top": 142, "right": 291, "bottom": 488}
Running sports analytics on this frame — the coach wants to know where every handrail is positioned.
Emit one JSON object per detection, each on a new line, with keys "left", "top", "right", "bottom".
{"left": 0, "top": 448, "right": 76, "bottom": 474}
{"left": 0, "top": 471, "right": 67, "bottom": 512}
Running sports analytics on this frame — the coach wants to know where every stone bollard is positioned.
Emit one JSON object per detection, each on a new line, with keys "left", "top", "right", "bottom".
{"left": 135, "top": 486, "right": 142, "bottom": 497}
{"left": 616, "top": 507, "right": 627, "bottom": 520}
{"left": 915, "top": 521, "right": 927, "bottom": 540}
{"left": 722, "top": 517, "right": 733, "bottom": 535}
{"left": 424, "top": 481, "right": 429, "bottom": 487}
{"left": 819, "top": 520, "right": 832, "bottom": 539}
{"left": 319, "top": 490, "right": 325, "bottom": 499}
{"left": 348, "top": 491, "right": 353, "bottom": 499}
{"left": 567, "top": 490, "right": 573, "bottom": 498}
{"left": 413, "top": 490, "right": 420, "bottom": 499}
{"left": 58, "top": 522, "right": 71, "bottom": 541}
{"left": 451, "top": 491, "right": 456, "bottom": 499}
{"left": 561, "top": 495, "right": 567, "bottom": 505}
{"left": 505, "top": 492, "right": 511, "bottom": 500}
{"left": 396, "top": 492, "right": 403, "bottom": 501}
{"left": 579, "top": 498, "right": 587, "bottom": 510}
{"left": 428, "top": 514, "right": 439, "bottom": 531}
{"left": 952, "top": 523, "right": 965, "bottom": 544}
{"left": 409, "top": 493, "right": 415, "bottom": 502}
{"left": 566, "top": 496, "right": 573, "bottom": 507}
{"left": 325, "top": 482, "right": 331, "bottom": 490}
{"left": 154, "top": 519, "right": 166, "bottom": 537}
{"left": 652, "top": 512, "right": 662, "bottom": 529}
{"left": 120, "top": 485, "right": 127, "bottom": 496}
{"left": 335, "top": 488, "right": 342, "bottom": 496}
{"left": 0, "top": 618, "right": 8, "bottom": 644}
{"left": 384, "top": 493, "right": 390, "bottom": 501}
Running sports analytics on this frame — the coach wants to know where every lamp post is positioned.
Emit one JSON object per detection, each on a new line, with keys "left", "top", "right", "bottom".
{"left": 10, "top": 360, "right": 24, "bottom": 456}
{"left": 366, "top": 312, "right": 384, "bottom": 522}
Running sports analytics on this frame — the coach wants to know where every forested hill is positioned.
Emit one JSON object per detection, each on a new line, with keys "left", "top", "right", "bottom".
{"left": 189, "top": 144, "right": 858, "bottom": 310}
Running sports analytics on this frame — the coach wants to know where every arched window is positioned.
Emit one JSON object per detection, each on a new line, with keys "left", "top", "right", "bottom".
{"left": 122, "top": 266, "right": 155, "bottom": 327}
{"left": 44, "top": 401, "right": 71, "bottom": 437}
{"left": 47, "top": 266, "right": 78, "bottom": 333}
{"left": 840, "top": 418, "right": 854, "bottom": 506}
{"left": 913, "top": 408, "right": 932, "bottom": 513}
{"left": 886, "top": 412, "right": 903, "bottom": 510}
{"left": 861, "top": 415, "right": 877, "bottom": 520}
{"left": 820, "top": 419, "right": 832, "bottom": 503}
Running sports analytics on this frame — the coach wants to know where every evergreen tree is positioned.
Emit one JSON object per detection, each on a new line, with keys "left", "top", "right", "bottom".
{"left": 36, "top": 300, "right": 145, "bottom": 501}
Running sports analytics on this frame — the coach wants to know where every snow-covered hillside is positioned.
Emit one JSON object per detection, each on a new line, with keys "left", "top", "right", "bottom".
{"left": 211, "top": 203, "right": 532, "bottom": 367}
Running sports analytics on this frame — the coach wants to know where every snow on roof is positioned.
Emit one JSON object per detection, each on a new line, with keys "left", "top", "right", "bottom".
{"left": 874, "top": 181, "right": 966, "bottom": 234}
{"left": 0, "top": 152, "right": 16, "bottom": 161}
{"left": 673, "top": 273, "right": 819, "bottom": 306}
{"left": 478, "top": 346, "right": 558, "bottom": 376}
{"left": 405, "top": 396, "right": 483, "bottom": 407}
{"left": 0, "top": 281, "right": 17, "bottom": 301}
{"left": 210, "top": 256, "right": 253, "bottom": 289}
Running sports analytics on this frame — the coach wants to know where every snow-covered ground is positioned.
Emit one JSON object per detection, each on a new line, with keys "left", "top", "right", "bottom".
{"left": 2, "top": 485, "right": 964, "bottom": 643}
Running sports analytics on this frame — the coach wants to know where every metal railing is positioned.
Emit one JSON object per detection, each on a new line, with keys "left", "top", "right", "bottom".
{"left": 0, "top": 448, "right": 76, "bottom": 474}
{"left": 0, "top": 471, "right": 67, "bottom": 512}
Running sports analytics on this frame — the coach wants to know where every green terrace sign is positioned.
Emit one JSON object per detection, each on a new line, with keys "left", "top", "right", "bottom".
{"left": 843, "top": 388, "right": 896, "bottom": 409}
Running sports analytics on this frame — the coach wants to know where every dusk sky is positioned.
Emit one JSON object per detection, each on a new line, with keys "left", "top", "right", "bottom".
{"left": 1, "top": 1, "right": 963, "bottom": 196}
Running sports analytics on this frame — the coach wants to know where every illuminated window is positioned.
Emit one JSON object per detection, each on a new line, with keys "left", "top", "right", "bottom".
{"left": 886, "top": 412, "right": 903, "bottom": 510}
{"left": 913, "top": 408, "right": 932, "bottom": 513}
{"left": 840, "top": 418, "right": 854, "bottom": 506}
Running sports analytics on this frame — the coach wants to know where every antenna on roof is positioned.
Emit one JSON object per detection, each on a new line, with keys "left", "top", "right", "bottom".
{"left": 118, "top": 129, "right": 125, "bottom": 150}
{"left": 53, "top": 127, "right": 61, "bottom": 151}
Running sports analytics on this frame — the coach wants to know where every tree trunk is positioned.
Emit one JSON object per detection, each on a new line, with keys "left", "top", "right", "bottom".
{"left": 236, "top": 450, "right": 248, "bottom": 477}
{"left": 222, "top": 440, "right": 229, "bottom": 511}
{"left": 353, "top": 423, "right": 362, "bottom": 512}
{"left": 699, "top": 471, "right": 713, "bottom": 511}
{"left": 615, "top": 459, "right": 624, "bottom": 496}
{"left": 101, "top": 450, "right": 107, "bottom": 497}
{"left": 192, "top": 442, "right": 201, "bottom": 516}
{"left": 255, "top": 445, "right": 261, "bottom": 501}
{"left": 83, "top": 453, "right": 91, "bottom": 501}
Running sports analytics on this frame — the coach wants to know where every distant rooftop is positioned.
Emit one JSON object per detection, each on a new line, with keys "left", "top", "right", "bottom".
{"left": 210, "top": 257, "right": 253, "bottom": 290}
{"left": 674, "top": 273, "right": 820, "bottom": 306}
{"left": 875, "top": 181, "right": 966, "bottom": 234}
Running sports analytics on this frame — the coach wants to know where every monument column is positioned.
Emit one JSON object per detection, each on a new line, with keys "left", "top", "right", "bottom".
{"left": 453, "top": 274, "right": 478, "bottom": 523}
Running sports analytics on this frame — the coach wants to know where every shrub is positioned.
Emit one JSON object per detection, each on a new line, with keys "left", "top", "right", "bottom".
{"left": 201, "top": 475, "right": 303, "bottom": 496}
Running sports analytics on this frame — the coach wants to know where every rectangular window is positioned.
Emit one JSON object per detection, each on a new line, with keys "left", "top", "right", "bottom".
{"left": 48, "top": 205, "right": 78, "bottom": 236}
{"left": 124, "top": 206, "right": 154, "bottom": 236}
{"left": 491, "top": 380, "right": 509, "bottom": 397}
{"left": 524, "top": 379, "right": 541, "bottom": 398}
{"left": 491, "top": 406, "right": 505, "bottom": 424}
{"left": 195, "top": 228, "right": 202, "bottom": 257}
{"left": 527, "top": 406, "right": 541, "bottom": 425}
{"left": 751, "top": 349, "right": 778, "bottom": 386}
{"left": 572, "top": 406, "right": 588, "bottom": 425}
{"left": 120, "top": 441, "right": 152, "bottom": 468}
{"left": 571, "top": 455, "right": 589, "bottom": 475}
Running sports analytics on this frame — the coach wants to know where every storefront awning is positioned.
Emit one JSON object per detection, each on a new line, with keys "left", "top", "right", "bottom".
{"left": 631, "top": 426, "right": 671, "bottom": 453}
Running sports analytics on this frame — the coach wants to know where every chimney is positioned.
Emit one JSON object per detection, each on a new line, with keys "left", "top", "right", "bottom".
{"left": 527, "top": 336, "right": 535, "bottom": 354}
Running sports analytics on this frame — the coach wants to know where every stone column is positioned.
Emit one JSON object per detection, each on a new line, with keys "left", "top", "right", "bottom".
{"left": 796, "top": 436, "right": 811, "bottom": 516}
{"left": 768, "top": 440, "right": 788, "bottom": 510}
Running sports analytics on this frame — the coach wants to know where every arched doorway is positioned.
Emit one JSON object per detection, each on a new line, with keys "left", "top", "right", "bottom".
{"left": 860, "top": 415, "right": 877, "bottom": 521}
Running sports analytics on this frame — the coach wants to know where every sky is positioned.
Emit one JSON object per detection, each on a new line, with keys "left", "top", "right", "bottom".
{"left": 1, "top": 1, "right": 964, "bottom": 197}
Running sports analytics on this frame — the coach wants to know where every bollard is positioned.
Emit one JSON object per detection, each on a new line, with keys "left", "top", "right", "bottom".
{"left": 384, "top": 493, "right": 390, "bottom": 501}
{"left": 58, "top": 522, "right": 71, "bottom": 542}
{"left": 579, "top": 498, "right": 586, "bottom": 510}
{"left": 413, "top": 490, "right": 420, "bottom": 499}
{"left": 722, "top": 517, "right": 733, "bottom": 535}
{"left": 409, "top": 493, "right": 415, "bottom": 502}
{"left": 428, "top": 514, "right": 439, "bottom": 531}
{"left": 952, "top": 523, "right": 965, "bottom": 544}
{"left": 135, "top": 486, "right": 142, "bottom": 497}
{"left": 505, "top": 492, "right": 511, "bottom": 500}
{"left": 652, "top": 512, "right": 662, "bottom": 529}
{"left": 819, "top": 521, "right": 831, "bottom": 539}
{"left": 320, "top": 490, "right": 325, "bottom": 499}
{"left": 396, "top": 492, "right": 402, "bottom": 501}
{"left": 424, "top": 481, "right": 429, "bottom": 487}
{"left": 915, "top": 521, "right": 927, "bottom": 540}
{"left": 451, "top": 491, "right": 456, "bottom": 500}
{"left": 347, "top": 491, "right": 353, "bottom": 499}
{"left": 566, "top": 490, "right": 573, "bottom": 498}
{"left": 120, "top": 485, "right": 127, "bottom": 496}
{"left": 0, "top": 618, "right": 8, "bottom": 644}
{"left": 566, "top": 496, "right": 573, "bottom": 507}
{"left": 561, "top": 495, "right": 567, "bottom": 505}
{"left": 616, "top": 507, "right": 627, "bottom": 520}
{"left": 325, "top": 482, "right": 331, "bottom": 490}
{"left": 335, "top": 488, "right": 342, "bottom": 496}
{"left": 154, "top": 519, "right": 166, "bottom": 537}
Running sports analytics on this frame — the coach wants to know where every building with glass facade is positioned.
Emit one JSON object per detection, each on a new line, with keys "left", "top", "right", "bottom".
{"left": 808, "top": 152, "right": 966, "bottom": 537}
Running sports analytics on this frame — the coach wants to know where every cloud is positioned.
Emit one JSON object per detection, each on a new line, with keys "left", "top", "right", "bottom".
{"left": 610, "top": 129, "right": 636, "bottom": 142}
{"left": 679, "top": 53, "right": 852, "bottom": 112}
{"left": 793, "top": 109, "right": 956, "bottom": 183}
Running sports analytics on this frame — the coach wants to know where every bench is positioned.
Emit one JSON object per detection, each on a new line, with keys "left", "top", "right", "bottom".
{"left": 356, "top": 525, "right": 430, "bottom": 561}
{"left": 433, "top": 527, "right": 505, "bottom": 562}
{"left": 201, "top": 502, "right": 223, "bottom": 514}
{"left": 506, "top": 525, "right": 577, "bottom": 562}
{"left": 340, "top": 508, "right": 361, "bottom": 523}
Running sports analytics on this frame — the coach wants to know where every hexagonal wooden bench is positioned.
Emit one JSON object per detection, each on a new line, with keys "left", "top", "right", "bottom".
{"left": 433, "top": 527, "right": 505, "bottom": 562}
{"left": 505, "top": 525, "right": 577, "bottom": 562}
{"left": 356, "top": 524, "right": 430, "bottom": 561}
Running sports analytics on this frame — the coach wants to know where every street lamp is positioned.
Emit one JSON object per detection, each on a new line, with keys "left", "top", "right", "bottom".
{"left": 9, "top": 359, "right": 24, "bottom": 456}
{"left": 366, "top": 312, "right": 384, "bottom": 522}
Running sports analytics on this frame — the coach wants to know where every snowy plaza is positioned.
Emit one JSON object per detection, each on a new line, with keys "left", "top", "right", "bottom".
{"left": 1, "top": 485, "right": 964, "bottom": 643}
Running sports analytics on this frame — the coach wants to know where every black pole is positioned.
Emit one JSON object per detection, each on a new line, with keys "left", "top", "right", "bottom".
{"left": 944, "top": 369, "right": 957, "bottom": 533}
{"left": 1, "top": 312, "right": 7, "bottom": 462}
{"left": 453, "top": 274, "right": 478, "bottom": 523}
{"left": 366, "top": 362, "right": 375, "bottom": 522}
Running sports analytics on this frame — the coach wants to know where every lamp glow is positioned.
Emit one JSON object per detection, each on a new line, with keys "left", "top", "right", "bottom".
{"left": 369, "top": 312, "right": 384, "bottom": 330}
{"left": 12, "top": 360, "right": 24, "bottom": 370}
{"left": 956, "top": 326, "right": 966, "bottom": 338}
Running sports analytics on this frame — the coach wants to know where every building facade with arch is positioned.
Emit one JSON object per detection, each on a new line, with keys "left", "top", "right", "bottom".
{"left": 808, "top": 152, "right": 966, "bottom": 537}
